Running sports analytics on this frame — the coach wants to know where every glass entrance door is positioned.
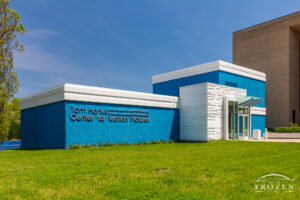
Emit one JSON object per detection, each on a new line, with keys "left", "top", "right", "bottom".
{"left": 228, "top": 101, "right": 238, "bottom": 139}
{"left": 239, "top": 115, "right": 243, "bottom": 137}
{"left": 238, "top": 115, "right": 249, "bottom": 138}
{"left": 228, "top": 102, "right": 250, "bottom": 139}
{"left": 238, "top": 107, "right": 249, "bottom": 138}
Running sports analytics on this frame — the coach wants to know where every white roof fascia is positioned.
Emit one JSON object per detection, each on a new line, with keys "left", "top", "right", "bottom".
{"left": 20, "top": 83, "right": 179, "bottom": 110}
{"left": 152, "top": 60, "right": 266, "bottom": 84}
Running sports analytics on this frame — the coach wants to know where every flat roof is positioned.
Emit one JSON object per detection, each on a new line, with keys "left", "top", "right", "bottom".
{"left": 152, "top": 60, "right": 266, "bottom": 84}
{"left": 20, "top": 83, "right": 179, "bottom": 110}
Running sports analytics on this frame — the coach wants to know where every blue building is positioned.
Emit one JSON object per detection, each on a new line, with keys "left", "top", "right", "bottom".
{"left": 21, "top": 84, "right": 179, "bottom": 149}
{"left": 20, "top": 60, "right": 266, "bottom": 149}
{"left": 153, "top": 60, "right": 266, "bottom": 141}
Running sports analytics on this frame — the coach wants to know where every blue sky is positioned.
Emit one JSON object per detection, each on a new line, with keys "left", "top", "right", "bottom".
{"left": 11, "top": 0, "right": 300, "bottom": 97}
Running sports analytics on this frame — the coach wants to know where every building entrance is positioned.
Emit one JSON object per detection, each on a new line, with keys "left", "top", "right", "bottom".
{"left": 228, "top": 101, "right": 250, "bottom": 139}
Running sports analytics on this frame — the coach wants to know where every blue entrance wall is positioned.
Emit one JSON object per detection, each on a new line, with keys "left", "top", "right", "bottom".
{"left": 21, "top": 101, "right": 65, "bottom": 149}
{"left": 153, "top": 71, "right": 265, "bottom": 107}
{"left": 251, "top": 115, "right": 266, "bottom": 137}
{"left": 153, "top": 71, "right": 219, "bottom": 96}
{"left": 153, "top": 70, "right": 266, "bottom": 135}
{"left": 65, "top": 101, "right": 179, "bottom": 147}
{"left": 218, "top": 71, "right": 265, "bottom": 107}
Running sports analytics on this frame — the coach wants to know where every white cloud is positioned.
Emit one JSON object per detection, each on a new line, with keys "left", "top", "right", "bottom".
{"left": 25, "top": 29, "right": 59, "bottom": 40}
{"left": 14, "top": 44, "right": 151, "bottom": 97}
{"left": 14, "top": 45, "right": 72, "bottom": 72}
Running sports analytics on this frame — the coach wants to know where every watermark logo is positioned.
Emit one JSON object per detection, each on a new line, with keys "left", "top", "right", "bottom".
{"left": 255, "top": 174, "right": 294, "bottom": 193}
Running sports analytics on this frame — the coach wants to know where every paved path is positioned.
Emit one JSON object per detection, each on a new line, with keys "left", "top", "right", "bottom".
{"left": 249, "top": 139, "right": 300, "bottom": 143}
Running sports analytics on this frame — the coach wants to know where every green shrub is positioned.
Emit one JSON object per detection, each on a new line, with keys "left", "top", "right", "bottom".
{"left": 98, "top": 142, "right": 112, "bottom": 147}
{"left": 275, "top": 127, "right": 300, "bottom": 133}
{"left": 275, "top": 122, "right": 300, "bottom": 132}
{"left": 267, "top": 127, "right": 275, "bottom": 132}
{"left": 289, "top": 122, "right": 299, "bottom": 127}
{"left": 69, "top": 144, "right": 80, "bottom": 149}
{"left": 160, "top": 140, "right": 167, "bottom": 144}
{"left": 69, "top": 143, "right": 98, "bottom": 149}
{"left": 119, "top": 142, "right": 129, "bottom": 146}
{"left": 151, "top": 140, "right": 160, "bottom": 144}
{"left": 82, "top": 144, "right": 91, "bottom": 148}
{"left": 71, "top": 140, "right": 177, "bottom": 149}
{"left": 169, "top": 139, "right": 175, "bottom": 143}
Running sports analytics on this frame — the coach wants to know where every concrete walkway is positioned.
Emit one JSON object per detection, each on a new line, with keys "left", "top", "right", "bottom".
{"left": 249, "top": 139, "right": 300, "bottom": 143}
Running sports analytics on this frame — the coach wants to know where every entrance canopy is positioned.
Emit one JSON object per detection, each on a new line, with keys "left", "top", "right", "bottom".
{"left": 237, "top": 96, "right": 263, "bottom": 107}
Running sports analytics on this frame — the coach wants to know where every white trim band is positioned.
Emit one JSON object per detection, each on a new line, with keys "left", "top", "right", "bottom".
{"left": 251, "top": 107, "right": 266, "bottom": 115}
{"left": 20, "top": 83, "right": 179, "bottom": 110}
{"left": 152, "top": 60, "right": 266, "bottom": 84}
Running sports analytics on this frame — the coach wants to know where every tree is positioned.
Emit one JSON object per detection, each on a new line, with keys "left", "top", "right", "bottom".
{"left": 0, "top": 0, "right": 25, "bottom": 141}
{"left": 8, "top": 97, "right": 20, "bottom": 139}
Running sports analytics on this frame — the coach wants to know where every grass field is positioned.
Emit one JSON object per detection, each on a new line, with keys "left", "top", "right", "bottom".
{"left": 0, "top": 141, "right": 299, "bottom": 200}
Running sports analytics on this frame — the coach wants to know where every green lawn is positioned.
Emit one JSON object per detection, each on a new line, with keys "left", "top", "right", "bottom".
{"left": 0, "top": 141, "right": 299, "bottom": 200}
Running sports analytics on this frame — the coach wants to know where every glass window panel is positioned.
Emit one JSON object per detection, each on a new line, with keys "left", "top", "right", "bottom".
{"left": 234, "top": 113, "right": 238, "bottom": 139}
{"left": 244, "top": 116, "right": 248, "bottom": 136}
{"left": 239, "top": 116, "right": 243, "bottom": 137}
{"left": 228, "top": 101, "right": 235, "bottom": 139}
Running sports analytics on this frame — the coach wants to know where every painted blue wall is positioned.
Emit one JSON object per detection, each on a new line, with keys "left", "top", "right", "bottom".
{"left": 21, "top": 101, "right": 65, "bottom": 149}
{"left": 218, "top": 71, "right": 265, "bottom": 107}
{"left": 153, "top": 71, "right": 219, "bottom": 96}
{"left": 153, "top": 71, "right": 265, "bottom": 108}
{"left": 21, "top": 101, "right": 179, "bottom": 149}
{"left": 251, "top": 115, "right": 265, "bottom": 137}
{"left": 65, "top": 101, "right": 179, "bottom": 147}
